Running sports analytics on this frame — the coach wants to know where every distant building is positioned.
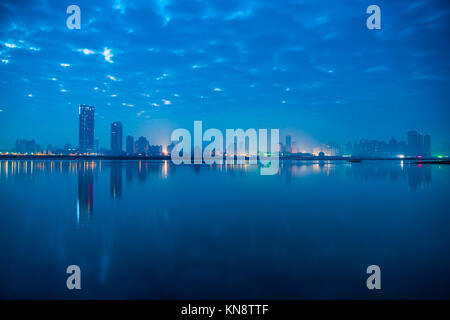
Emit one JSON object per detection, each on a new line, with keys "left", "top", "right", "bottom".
{"left": 15, "top": 139, "right": 40, "bottom": 154}
{"left": 407, "top": 130, "right": 429, "bottom": 157}
{"left": 285, "top": 135, "right": 292, "bottom": 153}
{"left": 424, "top": 134, "right": 431, "bottom": 157}
{"left": 126, "top": 136, "right": 135, "bottom": 155}
{"left": 148, "top": 145, "right": 162, "bottom": 156}
{"left": 135, "top": 136, "right": 149, "bottom": 155}
{"left": 111, "top": 122, "right": 123, "bottom": 155}
{"left": 79, "top": 105, "right": 95, "bottom": 153}
{"left": 407, "top": 130, "right": 419, "bottom": 156}
{"left": 167, "top": 142, "right": 175, "bottom": 155}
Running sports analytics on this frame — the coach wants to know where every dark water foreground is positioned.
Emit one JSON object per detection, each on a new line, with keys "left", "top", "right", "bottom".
{"left": 0, "top": 160, "right": 449, "bottom": 299}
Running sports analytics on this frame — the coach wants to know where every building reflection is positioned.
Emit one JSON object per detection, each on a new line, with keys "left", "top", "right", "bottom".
{"left": 280, "top": 160, "right": 432, "bottom": 190}
{"left": 77, "top": 161, "right": 95, "bottom": 228}
{"left": 110, "top": 162, "right": 123, "bottom": 199}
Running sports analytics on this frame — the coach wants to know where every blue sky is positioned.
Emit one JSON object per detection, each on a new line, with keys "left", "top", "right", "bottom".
{"left": 0, "top": 0, "right": 449, "bottom": 152}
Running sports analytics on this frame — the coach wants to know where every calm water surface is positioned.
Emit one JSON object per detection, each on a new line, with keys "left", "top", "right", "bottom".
{"left": 0, "top": 160, "right": 449, "bottom": 299}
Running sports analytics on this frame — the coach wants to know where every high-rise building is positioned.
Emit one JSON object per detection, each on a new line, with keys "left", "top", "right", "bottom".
{"left": 285, "top": 135, "right": 292, "bottom": 153}
{"left": 418, "top": 133, "right": 424, "bottom": 155}
{"left": 79, "top": 105, "right": 95, "bottom": 153}
{"left": 424, "top": 134, "right": 431, "bottom": 157}
{"left": 126, "top": 136, "right": 135, "bottom": 155}
{"left": 135, "top": 136, "right": 149, "bottom": 155}
{"left": 15, "top": 139, "right": 40, "bottom": 154}
{"left": 111, "top": 122, "right": 123, "bottom": 155}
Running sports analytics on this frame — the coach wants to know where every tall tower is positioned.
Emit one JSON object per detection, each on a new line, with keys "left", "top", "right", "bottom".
{"left": 79, "top": 105, "right": 95, "bottom": 154}
{"left": 286, "top": 135, "right": 292, "bottom": 153}
{"left": 126, "top": 135, "right": 135, "bottom": 154}
{"left": 111, "top": 122, "right": 123, "bottom": 155}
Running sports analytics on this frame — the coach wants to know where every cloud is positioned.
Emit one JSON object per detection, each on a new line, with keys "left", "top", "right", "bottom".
{"left": 102, "top": 47, "right": 114, "bottom": 63}
{"left": 106, "top": 75, "right": 120, "bottom": 81}
{"left": 4, "top": 43, "right": 16, "bottom": 48}
{"left": 77, "top": 48, "right": 95, "bottom": 55}
{"left": 60, "top": 63, "right": 70, "bottom": 67}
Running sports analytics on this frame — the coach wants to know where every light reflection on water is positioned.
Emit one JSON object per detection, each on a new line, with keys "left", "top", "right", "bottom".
{"left": 0, "top": 160, "right": 448, "bottom": 299}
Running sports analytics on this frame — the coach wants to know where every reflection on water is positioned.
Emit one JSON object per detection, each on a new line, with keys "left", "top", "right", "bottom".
{"left": 77, "top": 161, "right": 95, "bottom": 228}
{"left": 0, "top": 159, "right": 449, "bottom": 299}
{"left": 0, "top": 160, "right": 438, "bottom": 228}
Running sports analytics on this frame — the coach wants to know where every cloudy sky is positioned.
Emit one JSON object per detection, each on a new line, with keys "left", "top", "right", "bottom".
{"left": 0, "top": 0, "right": 449, "bottom": 151}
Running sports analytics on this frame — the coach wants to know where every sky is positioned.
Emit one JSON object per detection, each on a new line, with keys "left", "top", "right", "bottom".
{"left": 0, "top": 0, "right": 449, "bottom": 152}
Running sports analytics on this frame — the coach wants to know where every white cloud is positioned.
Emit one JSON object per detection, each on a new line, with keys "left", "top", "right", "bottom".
{"left": 28, "top": 94, "right": 32, "bottom": 97}
{"left": 152, "top": 102, "right": 160, "bottom": 107}
{"left": 77, "top": 48, "right": 95, "bottom": 55}
{"left": 60, "top": 89, "right": 67, "bottom": 92}
{"left": 192, "top": 64, "right": 207, "bottom": 69}
{"left": 1, "top": 59, "right": 9, "bottom": 64}
{"left": 60, "top": 63, "right": 70, "bottom": 67}
{"left": 137, "top": 111, "right": 145, "bottom": 117}
{"left": 4, "top": 43, "right": 16, "bottom": 48}
{"left": 122, "top": 102, "right": 134, "bottom": 107}
{"left": 93, "top": 87, "right": 98, "bottom": 90}
{"left": 51, "top": 77, "right": 57, "bottom": 81}
{"left": 213, "top": 87, "right": 222, "bottom": 91}
{"left": 155, "top": 73, "right": 169, "bottom": 80}
{"left": 106, "top": 74, "right": 119, "bottom": 81}
{"left": 111, "top": 94, "right": 117, "bottom": 97}
{"left": 162, "top": 99, "right": 171, "bottom": 105}
{"left": 102, "top": 47, "right": 114, "bottom": 63}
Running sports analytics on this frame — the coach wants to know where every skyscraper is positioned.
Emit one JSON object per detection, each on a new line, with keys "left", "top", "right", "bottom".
{"left": 111, "top": 122, "right": 123, "bottom": 155}
{"left": 285, "top": 135, "right": 292, "bottom": 153}
{"left": 79, "top": 105, "right": 95, "bottom": 154}
{"left": 135, "top": 136, "right": 149, "bottom": 155}
{"left": 126, "top": 135, "right": 135, "bottom": 154}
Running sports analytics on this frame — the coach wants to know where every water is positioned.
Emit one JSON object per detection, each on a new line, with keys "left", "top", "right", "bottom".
{"left": 0, "top": 159, "right": 449, "bottom": 299}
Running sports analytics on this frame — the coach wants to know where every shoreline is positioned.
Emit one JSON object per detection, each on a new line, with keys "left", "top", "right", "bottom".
{"left": 0, "top": 154, "right": 445, "bottom": 162}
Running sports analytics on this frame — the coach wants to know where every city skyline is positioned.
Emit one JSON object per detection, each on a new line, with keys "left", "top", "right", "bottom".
{"left": 0, "top": 0, "right": 449, "bottom": 153}
{"left": 6, "top": 106, "right": 438, "bottom": 158}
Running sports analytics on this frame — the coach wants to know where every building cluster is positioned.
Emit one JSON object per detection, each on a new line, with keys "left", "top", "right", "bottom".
{"left": 78, "top": 104, "right": 164, "bottom": 156}
{"left": 279, "top": 131, "right": 432, "bottom": 158}
{"left": 9, "top": 105, "right": 433, "bottom": 158}
{"left": 344, "top": 130, "right": 431, "bottom": 157}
